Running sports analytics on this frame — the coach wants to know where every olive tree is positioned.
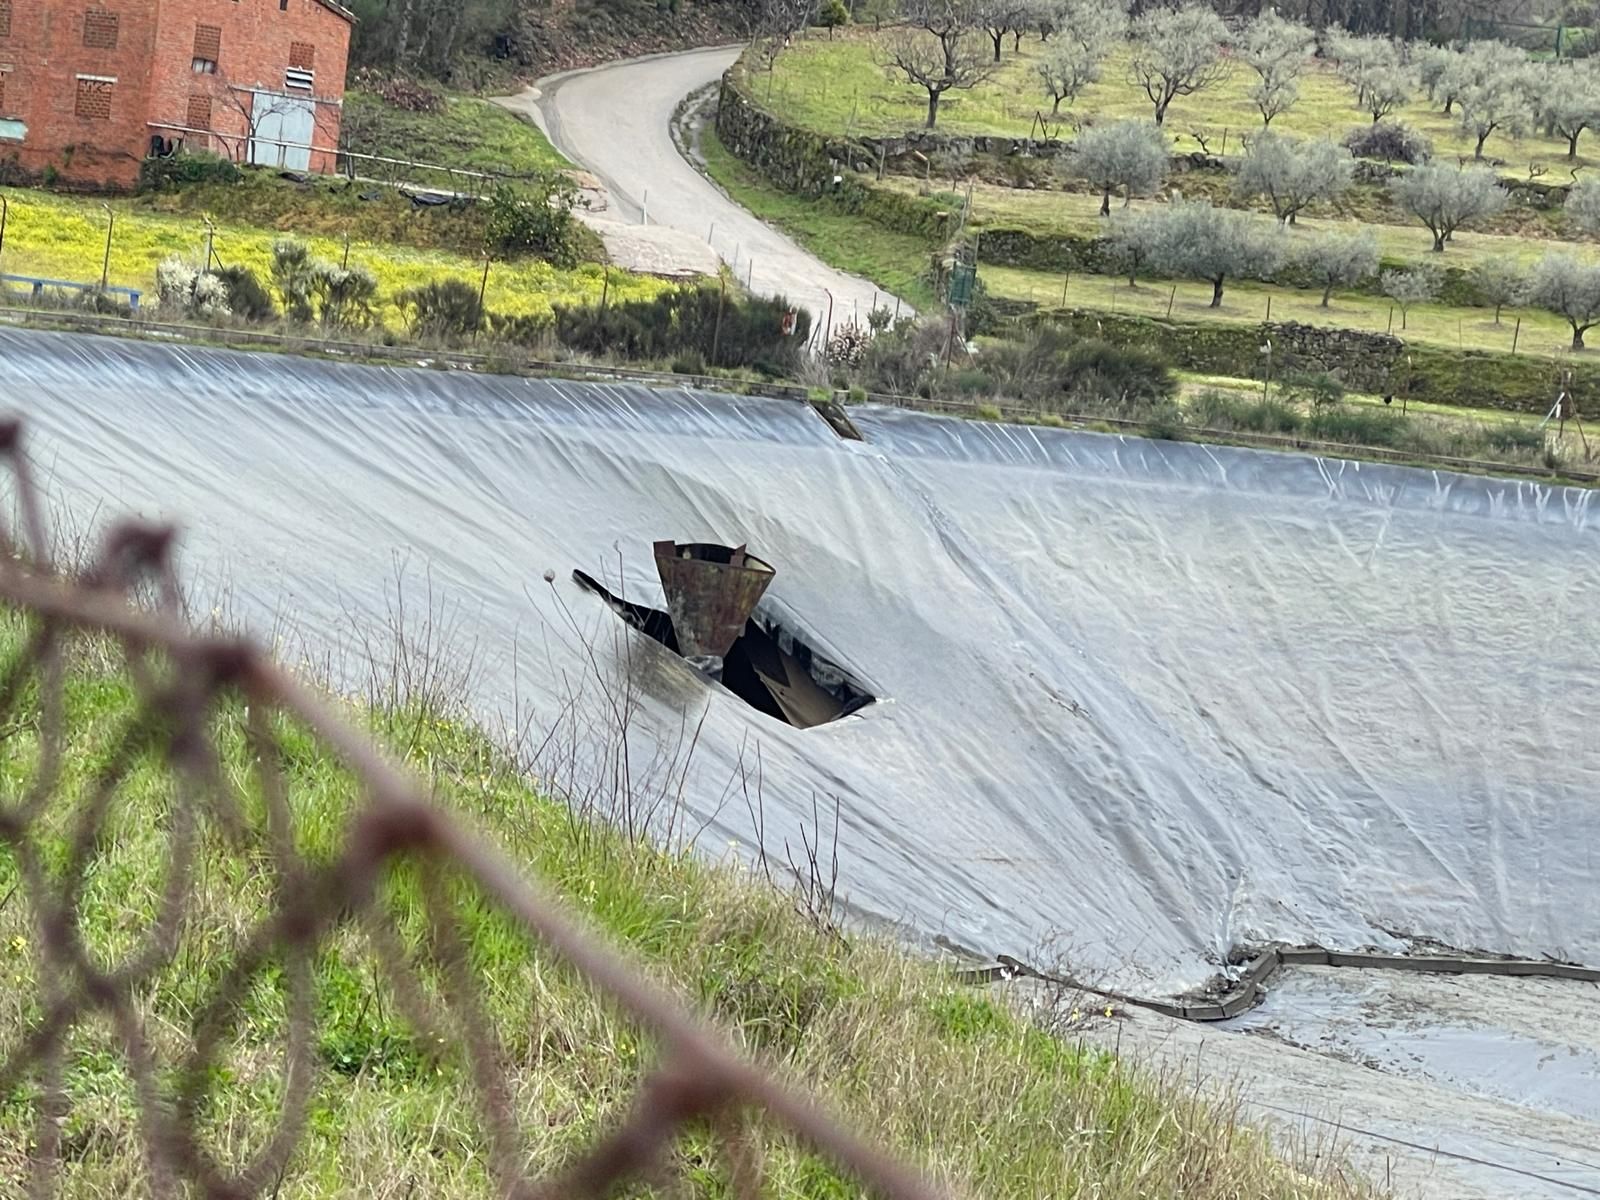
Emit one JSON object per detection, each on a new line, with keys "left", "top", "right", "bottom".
{"left": 1566, "top": 177, "right": 1600, "bottom": 235}
{"left": 1127, "top": 4, "right": 1231, "bottom": 126}
{"left": 1380, "top": 264, "right": 1440, "bottom": 330}
{"left": 1466, "top": 259, "right": 1526, "bottom": 324}
{"left": 1388, "top": 164, "right": 1507, "bottom": 251}
{"left": 1036, "top": 0, "right": 1126, "bottom": 113}
{"left": 1069, "top": 119, "right": 1169, "bottom": 215}
{"left": 1528, "top": 254, "right": 1600, "bottom": 350}
{"left": 881, "top": 0, "right": 995, "bottom": 129}
{"left": 1241, "top": 12, "right": 1315, "bottom": 127}
{"left": 1324, "top": 29, "right": 1399, "bottom": 108}
{"left": 1455, "top": 63, "right": 1535, "bottom": 158}
{"left": 1295, "top": 230, "right": 1379, "bottom": 306}
{"left": 1147, "top": 199, "right": 1286, "bottom": 307}
{"left": 1357, "top": 65, "right": 1411, "bottom": 123}
{"left": 1416, "top": 43, "right": 1461, "bottom": 112}
{"left": 1234, "top": 134, "right": 1354, "bottom": 225}
{"left": 1107, "top": 210, "right": 1159, "bottom": 286}
{"left": 1539, "top": 72, "right": 1600, "bottom": 160}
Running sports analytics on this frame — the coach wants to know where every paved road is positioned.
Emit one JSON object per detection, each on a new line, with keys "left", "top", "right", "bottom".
{"left": 498, "top": 47, "right": 900, "bottom": 333}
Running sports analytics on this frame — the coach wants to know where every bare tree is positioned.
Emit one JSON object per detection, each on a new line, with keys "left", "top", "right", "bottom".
{"left": 1389, "top": 163, "right": 1507, "bottom": 251}
{"left": 1127, "top": 4, "right": 1231, "bottom": 127}
{"left": 1467, "top": 258, "right": 1527, "bottom": 324}
{"left": 1035, "top": 0, "right": 1127, "bottom": 114}
{"left": 1566, "top": 177, "right": 1600, "bottom": 235}
{"left": 753, "top": 0, "right": 816, "bottom": 70}
{"left": 1068, "top": 119, "right": 1168, "bottom": 214}
{"left": 1528, "top": 253, "right": 1600, "bottom": 349}
{"left": 881, "top": 0, "right": 996, "bottom": 129}
{"left": 1541, "top": 76, "right": 1600, "bottom": 160}
{"left": 1147, "top": 199, "right": 1286, "bottom": 307}
{"left": 1233, "top": 133, "right": 1355, "bottom": 225}
{"left": 979, "top": 0, "right": 1029, "bottom": 61}
{"left": 1380, "top": 263, "right": 1441, "bottom": 330}
{"left": 1295, "top": 230, "right": 1379, "bottom": 306}
{"left": 1241, "top": 12, "right": 1315, "bottom": 127}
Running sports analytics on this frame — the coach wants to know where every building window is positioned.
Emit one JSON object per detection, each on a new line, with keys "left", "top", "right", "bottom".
{"left": 193, "top": 23, "right": 221, "bottom": 61}
{"left": 186, "top": 94, "right": 212, "bottom": 131}
{"left": 288, "top": 41, "right": 315, "bottom": 70}
{"left": 83, "top": 9, "right": 119, "bottom": 49}
{"left": 0, "top": 0, "right": 11, "bottom": 38}
{"left": 75, "top": 76, "right": 114, "bottom": 120}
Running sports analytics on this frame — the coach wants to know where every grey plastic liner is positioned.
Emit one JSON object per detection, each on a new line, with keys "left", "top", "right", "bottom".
{"left": 3, "top": 329, "right": 1595, "bottom": 998}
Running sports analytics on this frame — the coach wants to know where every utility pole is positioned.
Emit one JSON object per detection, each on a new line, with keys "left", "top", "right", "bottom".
{"left": 100, "top": 205, "right": 115, "bottom": 291}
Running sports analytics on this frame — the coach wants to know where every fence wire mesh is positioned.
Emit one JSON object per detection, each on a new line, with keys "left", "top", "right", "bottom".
{"left": 0, "top": 417, "right": 944, "bottom": 1199}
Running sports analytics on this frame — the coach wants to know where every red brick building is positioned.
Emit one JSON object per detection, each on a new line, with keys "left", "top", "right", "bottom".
{"left": 0, "top": 0, "right": 352, "bottom": 187}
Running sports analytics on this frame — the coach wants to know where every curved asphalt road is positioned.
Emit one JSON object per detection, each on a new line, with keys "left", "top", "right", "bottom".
{"left": 500, "top": 47, "right": 900, "bottom": 332}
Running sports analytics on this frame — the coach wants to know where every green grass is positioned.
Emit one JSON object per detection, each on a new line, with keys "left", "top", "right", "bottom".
{"left": 342, "top": 90, "right": 567, "bottom": 178}
{"left": 761, "top": 31, "right": 1599, "bottom": 168}
{"left": 700, "top": 131, "right": 1584, "bottom": 359}
{"left": 0, "top": 187, "right": 663, "bottom": 325}
{"left": 983, "top": 262, "right": 1579, "bottom": 359}
{"left": 895, "top": 175, "right": 1598, "bottom": 265}
{"left": 0, "top": 610, "right": 1367, "bottom": 1198}
{"left": 699, "top": 127, "right": 937, "bottom": 308}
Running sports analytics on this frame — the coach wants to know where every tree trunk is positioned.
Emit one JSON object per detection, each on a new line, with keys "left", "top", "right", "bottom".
{"left": 990, "top": 31, "right": 1003, "bottom": 61}
{"left": 1013, "top": 29, "right": 1022, "bottom": 49}
{"left": 1574, "top": 326, "right": 1587, "bottom": 351}
{"left": 1493, "top": 302, "right": 1502, "bottom": 324}
{"left": 1431, "top": 231, "right": 1446, "bottom": 251}
{"left": 1569, "top": 132, "right": 1582, "bottom": 159}
{"left": 1210, "top": 277, "right": 1224, "bottom": 308}
{"left": 1442, "top": 96, "right": 1453, "bottom": 115}
{"left": 1052, "top": 95, "right": 1063, "bottom": 114}
{"left": 926, "top": 90, "right": 940, "bottom": 128}
{"left": 1154, "top": 98, "right": 1169, "bottom": 125}
{"left": 1288, "top": 210, "right": 1297, "bottom": 226}
{"left": 1263, "top": 112, "right": 1274, "bottom": 127}
{"left": 1321, "top": 282, "right": 1333, "bottom": 307}
{"left": 1401, "top": 307, "right": 1408, "bottom": 330}
{"left": 394, "top": 0, "right": 415, "bottom": 67}
{"left": 1475, "top": 131, "right": 1489, "bottom": 158}
{"left": 1100, "top": 187, "right": 1111, "bottom": 216}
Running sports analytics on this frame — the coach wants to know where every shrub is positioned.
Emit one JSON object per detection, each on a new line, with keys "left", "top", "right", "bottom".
{"left": 215, "top": 265, "right": 276, "bottom": 323}
{"left": 271, "top": 239, "right": 318, "bottom": 323}
{"left": 1341, "top": 122, "right": 1433, "bottom": 164}
{"left": 1305, "top": 407, "right": 1405, "bottom": 447}
{"left": 484, "top": 181, "right": 580, "bottom": 266}
{"left": 856, "top": 318, "right": 947, "bottom": 396}
{"left": 372, "top": 76, "right": 445, "bottom": 113}
{"left": 1058, "top": 339, "right": 1176, "bottom": 411}
{"left": 553, "top": 285, "right": 811, "bottom": 370}
{"left": 671, "top": 351, "right": 707, "bottom": 375}
{"left": 1279, "top": 370, "right": 1345, "bottom": 410}
{"left": 311, "top": 263, "right": 379, "bottom": 330}
{"left": 488, "top": 311, "right": 554, "bottom": 349}
{"left": 825, "top": 321, "right": 872, "bottom": 367}
{"left": 154, "top": 255, "right": 232, "bottom": 319}
{"left": 399, "top": 278, "right": 485, "bottom": 343}
{"left": 138, "top": 151, "right": 243, "bottom": 191}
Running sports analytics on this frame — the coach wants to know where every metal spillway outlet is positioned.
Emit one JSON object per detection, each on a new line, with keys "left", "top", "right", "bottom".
{"left": 652, "top": 541, "right": 776, "bottom": 677}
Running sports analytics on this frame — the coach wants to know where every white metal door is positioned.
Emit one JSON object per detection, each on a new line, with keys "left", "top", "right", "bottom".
{"left": 249, "top": 92, "right": 315, "bottom": 170}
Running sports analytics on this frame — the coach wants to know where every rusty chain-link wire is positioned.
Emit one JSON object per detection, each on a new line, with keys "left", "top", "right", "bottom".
{"left": 0, "top": 417, "right": 945, "bottom": 1199}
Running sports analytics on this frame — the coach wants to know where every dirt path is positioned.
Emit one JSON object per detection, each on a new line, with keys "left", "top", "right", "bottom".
{"left": 497, "top": 47, "right": 897, "bottom": 331}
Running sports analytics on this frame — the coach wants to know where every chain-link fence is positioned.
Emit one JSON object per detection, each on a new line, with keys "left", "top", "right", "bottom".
{"left": 0, "top": 416, "right": 944, "bottom": 1198}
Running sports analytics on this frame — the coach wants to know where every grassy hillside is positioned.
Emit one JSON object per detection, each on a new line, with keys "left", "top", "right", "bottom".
{"left": 0, "top": 187, "right": 663, "bottom": 325}
{"left": 762, "top": 32, "right": 1597, "bottom": 167}
{"left": 342, "top": 89, "right": 568, "bottom": 176}
{"left": 0, "top": 609, "right": 1367, "bottom": 1196}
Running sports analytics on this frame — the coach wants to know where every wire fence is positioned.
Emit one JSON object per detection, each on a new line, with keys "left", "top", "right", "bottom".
{"left": 0, "top": 415, "right": 944, "bottom": 1198}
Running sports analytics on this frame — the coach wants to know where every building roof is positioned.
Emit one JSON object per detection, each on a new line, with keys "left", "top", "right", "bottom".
{"left": 312, "top": 0, "right": 357, "bottom": 23}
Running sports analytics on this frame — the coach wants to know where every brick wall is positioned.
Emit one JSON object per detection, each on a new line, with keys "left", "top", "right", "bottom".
{"left": 147, "top": 0, "right": 350, "bottom": 174}
{"left": 0, "top": 0, "right": 350, "bottom": 186}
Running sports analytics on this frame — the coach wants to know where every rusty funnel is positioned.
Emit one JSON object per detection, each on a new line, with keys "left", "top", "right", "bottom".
{"left": 653, "top": 541, "right": 775, "bottom": 670}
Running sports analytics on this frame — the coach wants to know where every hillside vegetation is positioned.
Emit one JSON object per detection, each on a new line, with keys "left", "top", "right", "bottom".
{"left": 0, "top": 610, "right": 1369, "bottom": 1197}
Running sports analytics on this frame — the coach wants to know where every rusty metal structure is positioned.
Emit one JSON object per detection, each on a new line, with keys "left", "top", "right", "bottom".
{"left": 652, "top": 541, "right": 775, "bottom": 677}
